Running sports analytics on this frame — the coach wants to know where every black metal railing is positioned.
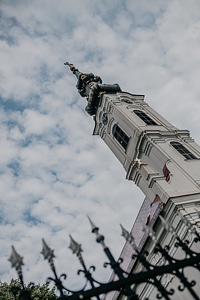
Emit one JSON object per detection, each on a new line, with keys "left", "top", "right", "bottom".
{"left": 9, "top": 214, "right": 200, "bottom": 300}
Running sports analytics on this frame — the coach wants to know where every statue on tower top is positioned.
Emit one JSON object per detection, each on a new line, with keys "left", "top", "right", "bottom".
{"left": 64, "top": 62, "right": 121, "bottom": 116}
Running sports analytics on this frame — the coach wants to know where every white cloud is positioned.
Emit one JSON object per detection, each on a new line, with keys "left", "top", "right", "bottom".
{"left": 0, "top": 0, "right": 200, "bottom": 292}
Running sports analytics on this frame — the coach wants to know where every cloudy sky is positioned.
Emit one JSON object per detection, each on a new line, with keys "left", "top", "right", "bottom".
{"left": 1, "top": 0, "right": 200, "bottom": 291}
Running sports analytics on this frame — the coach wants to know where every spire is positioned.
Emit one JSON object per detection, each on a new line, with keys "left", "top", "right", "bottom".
{"left": 64, "top": 62, "right": 121, "bottom": 116}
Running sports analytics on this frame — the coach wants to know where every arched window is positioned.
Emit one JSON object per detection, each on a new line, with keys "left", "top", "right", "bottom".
{"left": 133, "top": 110, "right": 157, "bottom": 125}
{"left": 112, "top": 124, "right": 129, "bottom": 150}
{"left": 170, "top": 141, "right": 197, "bottom": 159}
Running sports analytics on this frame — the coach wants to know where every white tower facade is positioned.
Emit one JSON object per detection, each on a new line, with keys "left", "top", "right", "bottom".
{"left": 66, "top": 62, "right": 200, "bottom": 298}
{"left": 93, "top": 91, "right": 200, "bottom": 299}
{"left": 93, "top": 91, "right": 200, "bottom": 205}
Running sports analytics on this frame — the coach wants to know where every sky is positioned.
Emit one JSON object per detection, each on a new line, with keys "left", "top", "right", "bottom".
{"left": 1, "top": 0, "right": 200, "bottom": 291}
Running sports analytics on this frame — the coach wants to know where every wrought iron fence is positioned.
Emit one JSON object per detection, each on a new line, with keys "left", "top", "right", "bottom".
{"left": 9, "top": 214, "right": 200, "bottom": 300}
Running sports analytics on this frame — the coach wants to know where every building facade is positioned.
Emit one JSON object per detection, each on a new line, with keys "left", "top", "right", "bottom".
{"left": 92, "top": 91, "right": 200, "bottom": 299}
{"left": 66, "top": 63, "right": 200, "bottom": 299}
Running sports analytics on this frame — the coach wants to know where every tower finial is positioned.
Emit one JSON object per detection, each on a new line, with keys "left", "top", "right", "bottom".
{"left": 64, "top": 62, "right": 121, "bottom": 116}
{"left": 64, "top": 61, "right": 76, "bottom": 72}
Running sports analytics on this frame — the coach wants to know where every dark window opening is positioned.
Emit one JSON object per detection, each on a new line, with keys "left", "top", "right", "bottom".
{"left": 170, "top": 141, "right": 197, "bottom": 159}
{"left": 121, "top": 99, "right": 133, "bottom": 104}
{"left": 134, "top": 110, "right": 157, "bottom": 125}
{"left": 112, "top": 124, "right": 129, "bottom": 150}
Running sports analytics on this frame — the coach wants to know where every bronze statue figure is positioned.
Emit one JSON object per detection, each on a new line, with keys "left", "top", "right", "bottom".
{"left": 64, "top": 62, "right": 121, "bottom": 116}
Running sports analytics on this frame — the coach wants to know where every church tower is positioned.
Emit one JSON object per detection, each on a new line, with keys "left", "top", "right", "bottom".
{"left": 66, "top": 63, "right": 200, "bottom": 299}
{"left": 93, "top": 90, "right": 200, "bottom": 299}
{"left": 93, "top": 91, "right": 200, "bottom": 206}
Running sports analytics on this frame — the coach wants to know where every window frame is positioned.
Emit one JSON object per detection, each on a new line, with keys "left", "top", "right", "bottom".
{"left": 112, "top": 124, "right": 129, "bottom": 150}
{"left": 170, "top": 141, "right": 197, "bottom": 160}
{"left": 133, "top": 110, "right": 158, "bottom": 125}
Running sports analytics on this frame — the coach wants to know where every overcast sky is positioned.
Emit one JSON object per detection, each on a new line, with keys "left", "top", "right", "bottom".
{"left": 1, "top": 0, "right": 200, "bottom": 291}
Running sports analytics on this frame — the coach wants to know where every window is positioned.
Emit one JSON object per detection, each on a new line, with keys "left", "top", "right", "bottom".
{"left": 170, "top": 141, "right": 197, "bottom": 159}
{"left": 133, "top": 110, "right": 157, "bottom": 125}
{"left": 112, "top": 124, "right": 129, "bottom": 150}
{"left": 121, "top": 99, "right": 133, "bottom": 104}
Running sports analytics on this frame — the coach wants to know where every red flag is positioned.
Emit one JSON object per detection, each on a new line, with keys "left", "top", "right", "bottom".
{"left": 163, "top": 164, "right": 170, "bottom": 182}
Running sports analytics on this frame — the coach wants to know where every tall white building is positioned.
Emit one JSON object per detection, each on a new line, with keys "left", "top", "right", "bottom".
{"left": 92, "top": 91, "right": 200, "bottom": 299}
{"left": 66, "top": 63, "right": 200, "bottom": 299}
{"left": 94, "top": 91, "right": 200, "bottom": 205}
